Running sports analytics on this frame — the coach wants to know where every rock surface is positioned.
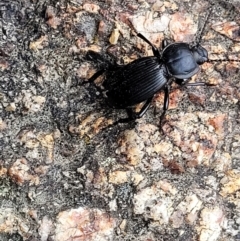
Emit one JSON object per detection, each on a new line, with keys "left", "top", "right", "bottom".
{"left": 0, "top": 0, "right": 239, "bottom": 240}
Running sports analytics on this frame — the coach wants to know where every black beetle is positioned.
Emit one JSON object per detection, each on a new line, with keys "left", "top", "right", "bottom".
{"left": 86, "top": 16, "right": 215, "bottom": 128}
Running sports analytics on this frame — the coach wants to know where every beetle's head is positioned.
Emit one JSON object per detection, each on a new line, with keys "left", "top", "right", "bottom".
{"left": 191, "top": 45, "right": 208, "bottom": 65}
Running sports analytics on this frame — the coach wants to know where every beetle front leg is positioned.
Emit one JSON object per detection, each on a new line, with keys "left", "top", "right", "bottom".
{"left": 137, "top": 33, "right": 161, "bottom": 58}
{"left": 162, "top": 39, "right": 170, "bottom": 48}
{"left": 175, "top": 78, "right": 189, "bottom": 85}
{"left": 184, "top": 82, "right": 215, "bottom": 87}
{"left": 175, "top": 79, "right": 215, "bottom": 87}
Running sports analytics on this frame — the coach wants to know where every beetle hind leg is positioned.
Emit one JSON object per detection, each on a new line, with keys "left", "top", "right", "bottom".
{"left": 159, "top": 85, "right": 170, "bottom": 132}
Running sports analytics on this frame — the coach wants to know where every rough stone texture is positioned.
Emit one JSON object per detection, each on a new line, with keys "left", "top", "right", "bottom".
{"left": 0, "top": 0, "right": 239, "bottom": 240}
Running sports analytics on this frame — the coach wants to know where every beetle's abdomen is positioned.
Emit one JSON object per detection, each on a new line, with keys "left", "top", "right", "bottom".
{"left": 162, "top": 43, "right": 199, "bottom": 79}
{"left": 103, "top": 57, "right": 167, "bottom": 108}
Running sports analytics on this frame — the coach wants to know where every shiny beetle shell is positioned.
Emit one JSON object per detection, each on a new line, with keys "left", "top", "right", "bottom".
{"left": 103, "top": 57, "right": 168, "bottom": 108}
{"left": 162, "top": 43, "right": 200, "bottom": 79}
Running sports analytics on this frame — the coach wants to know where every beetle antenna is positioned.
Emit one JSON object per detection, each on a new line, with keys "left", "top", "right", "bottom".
{"left": 195, "top": 6, "right": 213, "bottom": 46}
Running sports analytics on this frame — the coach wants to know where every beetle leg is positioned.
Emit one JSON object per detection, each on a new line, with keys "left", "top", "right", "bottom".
{"left": 162, "top": 39, "right": 169, "bottom": 48}
{"left": 88, "top": 69, "right": 106, "bottom": 83}
{"left": 85, "top": 69, "right": 107, "bottom": 94}
{"left": 159, "top": 85, "right": 170, "bottom": 128}
{"left": 132, "top": 97, "right": 153, "bottom": 119}
{"left": 184, "top": 82, "right": 215, "bottom": 87}
{"left": 175, "top": 79, "right": 215, "bottom": 87}
{"left": 137, "top": 33, "right": 161, "bottom": 58}
{"left": 175, "top": 78, "right": 188, "bottom": 85}
{"left": 112, "top": 97, "right": 153, "bottom": 125}
{"left": 88, "top": 63, "right": 124, "bottom": 83}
